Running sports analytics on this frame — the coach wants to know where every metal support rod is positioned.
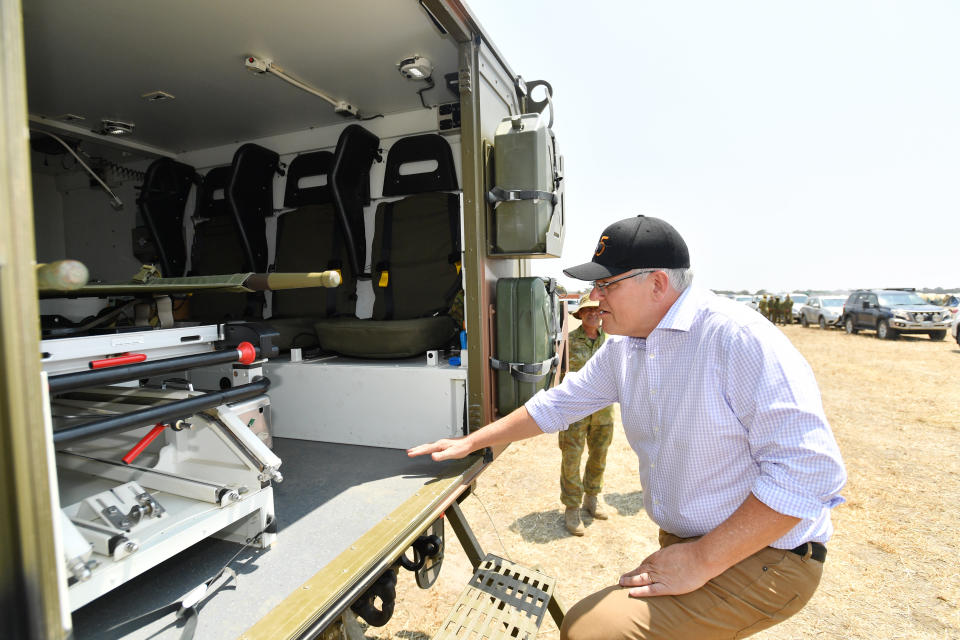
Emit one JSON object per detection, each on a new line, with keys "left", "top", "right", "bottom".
{"left": 52, "top": 378, "right": 270, "bottom": 444}
{"left": 47, "top": 344, "right": 257, "bottom": 394}
{"left": 446, "top": 501, "right": 485, "bottom": 569}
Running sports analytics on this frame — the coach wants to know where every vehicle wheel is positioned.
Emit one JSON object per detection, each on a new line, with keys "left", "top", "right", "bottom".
{"left": 844, "top": 317, "right": 858, "bottom": 334}
{"left": 818, "top": 316, "right": 827, "bottom": 330}
{"left": 801, "top": 314, "right": 809, "bottom": 328}
{"left": 929, "top": 330, "right": 946, "bottom": 341}
{"left": 877, "top": 319, "right": 898, "bottom": 340}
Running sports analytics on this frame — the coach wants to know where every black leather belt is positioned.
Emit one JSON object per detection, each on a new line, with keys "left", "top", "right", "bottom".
{"left": 787, "top": 541, "right": 826, "bottom": 562}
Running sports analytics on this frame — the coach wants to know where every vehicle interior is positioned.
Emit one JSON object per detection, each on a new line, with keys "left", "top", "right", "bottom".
{"left": 21, "top": 2, "right": 521, "bottom": 637}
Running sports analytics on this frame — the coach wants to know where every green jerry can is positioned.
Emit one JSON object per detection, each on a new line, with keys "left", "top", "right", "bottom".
{"left": 491, "top": 277, "right": 561, "bottom": 415}
{"left": 488, "top": 111, "right": 565, "bottom": 257}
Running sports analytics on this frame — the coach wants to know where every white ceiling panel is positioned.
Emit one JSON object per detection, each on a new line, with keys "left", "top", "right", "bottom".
{"left": 23, "top": 0, "right": 460, "bottom": 153}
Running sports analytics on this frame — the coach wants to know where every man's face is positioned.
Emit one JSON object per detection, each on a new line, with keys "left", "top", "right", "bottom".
{"left": 589, "top": 269, "right": 666, "bottom": 337}
{"left": 579, "top": 307, "right": 602, "bottom": 332}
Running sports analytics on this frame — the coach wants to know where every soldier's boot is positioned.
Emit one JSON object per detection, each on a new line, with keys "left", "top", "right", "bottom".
{"left": 564, "top": 507, "right": 585, "bottom": 536}
{"left": 582, "top": 494, "right": 608, "bottom": 520}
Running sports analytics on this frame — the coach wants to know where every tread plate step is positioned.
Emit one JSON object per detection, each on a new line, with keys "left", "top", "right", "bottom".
{"left": 432, "top": 553, "right": 556, "bottom": 640}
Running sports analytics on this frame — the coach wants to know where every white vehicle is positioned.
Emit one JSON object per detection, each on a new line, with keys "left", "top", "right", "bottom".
{"left": 952, "top": 313, "right": 960, "bottom": 347}
{"left": 2, "top": 3, "right": 570, "bottom": 639}
{"left": 799, "top": 296, "right": 847, "bottom": 329}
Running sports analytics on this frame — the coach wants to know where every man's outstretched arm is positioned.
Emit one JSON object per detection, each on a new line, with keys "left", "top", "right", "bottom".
{"left": 406, "top": 406, "right": 543, "bottom": 461}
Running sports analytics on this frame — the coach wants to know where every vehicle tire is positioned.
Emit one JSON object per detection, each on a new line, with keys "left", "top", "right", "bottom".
{"left": 844, "top": 316, "right": 858, "bottom": 334}
{"left": 877, "top": 319, "right": 898, "bottom": 340}
{"left": 818, "top": 316, "right": 827, "bottom": 330}
{"left": 929, "top": 330, "right": 946, "bottom": 341}
{"left": 801, "top": 314, "right": 809, "bottom": 328}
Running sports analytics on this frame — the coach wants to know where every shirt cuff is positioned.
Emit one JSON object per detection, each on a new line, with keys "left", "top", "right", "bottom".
{"left": 751, "top": 475, "right": 842, "bottom": 521}
{"left": 524, "top": 390, "right": 565, "bottom": 434}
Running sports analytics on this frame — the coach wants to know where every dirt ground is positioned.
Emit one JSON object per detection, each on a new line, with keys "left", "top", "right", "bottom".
{"left": 366, "top": 324, "right": 960, "bottom": 639}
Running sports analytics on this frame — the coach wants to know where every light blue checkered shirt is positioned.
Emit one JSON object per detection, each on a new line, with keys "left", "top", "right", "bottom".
{"left": 526, "top": 286, "right": 846, "bottom": 548}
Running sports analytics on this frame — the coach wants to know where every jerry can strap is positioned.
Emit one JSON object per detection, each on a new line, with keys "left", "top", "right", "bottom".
{"left": 487, "top": 186, "right": 557, "bottom": 207}
{"left": 489, "top": 355, "right": 558, "bottom": 383}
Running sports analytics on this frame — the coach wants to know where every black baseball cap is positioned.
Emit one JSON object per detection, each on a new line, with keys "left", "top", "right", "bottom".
{"left": 563, "top": 215, "right": 690, "bottom": 281}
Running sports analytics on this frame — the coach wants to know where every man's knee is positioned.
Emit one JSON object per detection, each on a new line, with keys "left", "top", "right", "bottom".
{"left": 561, "top": 586, "right": 638, "bottom": 640}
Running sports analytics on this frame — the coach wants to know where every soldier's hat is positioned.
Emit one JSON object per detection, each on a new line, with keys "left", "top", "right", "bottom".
{"left": 572, "top": 292, "right": 600, "bottom": 319}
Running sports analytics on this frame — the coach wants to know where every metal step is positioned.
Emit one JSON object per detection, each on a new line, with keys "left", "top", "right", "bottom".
{"left": 433, "top": 553, "right": 556, "bottom": 640}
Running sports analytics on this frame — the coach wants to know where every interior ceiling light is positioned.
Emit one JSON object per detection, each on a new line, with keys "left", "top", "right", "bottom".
{"left": 398, "top": 56, "right": 433, "bottom": 80}
{"left": 243, "top": 55, "right": 359, "bottom": 118}
{"left": 141, "top": 90, "right": 175, "bottom": 102}
{"left": 98, "top": 119, "right": 135, "bottom": 136}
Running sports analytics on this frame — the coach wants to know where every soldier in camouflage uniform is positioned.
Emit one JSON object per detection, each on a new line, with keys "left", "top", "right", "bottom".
{"left": 560, "top": 293, "right": 615, "bottom": 536}
{"left": 783, "top": 294, "right": 793, "bottom": 325}
{"left": 758, "top": 295, "right": 768, "bottom": 320}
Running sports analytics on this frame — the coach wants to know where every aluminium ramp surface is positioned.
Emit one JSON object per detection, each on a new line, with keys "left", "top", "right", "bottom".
{"left": 69, "top": 438, "right": 480, "bottom": 640}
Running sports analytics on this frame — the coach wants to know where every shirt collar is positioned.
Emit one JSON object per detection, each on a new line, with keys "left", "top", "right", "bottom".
{"left": 655, "top": 285, "right": 702, "bottom": 333}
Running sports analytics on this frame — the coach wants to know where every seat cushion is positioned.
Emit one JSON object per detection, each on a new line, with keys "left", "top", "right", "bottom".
{"left": 314, "top": 316, "right": 458, "bottom": 359}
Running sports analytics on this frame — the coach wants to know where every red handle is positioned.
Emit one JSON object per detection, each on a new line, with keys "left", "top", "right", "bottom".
{"left": 122, "top": 424, "right": 167, "bottom": 464}
{"left": 236, "top": 341, "right": 256, "bottom": 365}
{"left": 90, "top": 352, "right": 147, "bottom": 369}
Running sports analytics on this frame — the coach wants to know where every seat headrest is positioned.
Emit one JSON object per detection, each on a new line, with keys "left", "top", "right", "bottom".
{"left": 194, "top": 166, "right": 232, "bottom": 219}
{"left": 382, "top": 134, "right": 458, "bottom": 196}
{"left": 283, "top": 150, "right": 334, "bottom": 208}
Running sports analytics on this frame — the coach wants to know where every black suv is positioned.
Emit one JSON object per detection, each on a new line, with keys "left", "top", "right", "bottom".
{"left": 840, "top": 289, "right": 952, "bottom": 340}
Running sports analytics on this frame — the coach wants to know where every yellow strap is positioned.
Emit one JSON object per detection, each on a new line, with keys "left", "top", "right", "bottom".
{"left": 455, "top": 261, "right": 461, "bottom": 274}
{"left": 378, "top": 271, "right": 389, "bottom": 288}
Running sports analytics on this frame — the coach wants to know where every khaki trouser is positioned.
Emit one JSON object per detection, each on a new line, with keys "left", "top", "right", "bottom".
{"left": 561, "top": 531, "right": 823, "bottom": 640}
{"left": 558, "top": 415, "right": 614, "bottom": 508}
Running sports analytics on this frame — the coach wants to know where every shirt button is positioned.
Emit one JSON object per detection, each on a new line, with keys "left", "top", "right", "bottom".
{"left": 650, "top": 462, "right": 656, "bottom": 469}
{"left": 649, "top": 353, "right": 655, "bottom": 359}
{"left": 650, "top": 389, "right": 657, "bottom": 396}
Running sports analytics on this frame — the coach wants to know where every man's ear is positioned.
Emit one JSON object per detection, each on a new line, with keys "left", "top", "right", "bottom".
{"left": 650, "top": 271, "right": 669, "bottom": 299}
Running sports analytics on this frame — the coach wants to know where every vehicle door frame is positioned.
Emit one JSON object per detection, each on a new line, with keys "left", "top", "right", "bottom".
{"left": 0, "top": 0, "right": 67, "bottom": 637}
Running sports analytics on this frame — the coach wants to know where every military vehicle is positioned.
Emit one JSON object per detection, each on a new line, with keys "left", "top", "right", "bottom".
{"left": 0, "top": 2, "right": 569, "bottom": 638}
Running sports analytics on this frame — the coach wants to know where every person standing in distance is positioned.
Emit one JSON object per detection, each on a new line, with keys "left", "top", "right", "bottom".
{"left": 408, "top": 215, "right": 846, "bottom": 639}
{"left": 560, "top": 293, "right": 614, "bottom": 536}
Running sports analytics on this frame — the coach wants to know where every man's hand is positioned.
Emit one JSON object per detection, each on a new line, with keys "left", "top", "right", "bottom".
{"left": 618, "top": 541, "right": 716, "bottom": 598}
{"left": 407, "top": 407, "right": 544, "bottom": 463}
{"left": 407, "top": 437, "right": 475, "bottom": 461}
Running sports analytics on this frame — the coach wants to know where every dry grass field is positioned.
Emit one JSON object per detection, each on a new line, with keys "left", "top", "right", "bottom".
{"left": 366, "top": 324, "right": 960, "bottom": 640}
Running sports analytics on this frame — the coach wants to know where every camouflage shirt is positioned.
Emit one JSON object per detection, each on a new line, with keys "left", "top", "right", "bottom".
{"left": 564, "top": 325, "right": 614, "bottom": 423}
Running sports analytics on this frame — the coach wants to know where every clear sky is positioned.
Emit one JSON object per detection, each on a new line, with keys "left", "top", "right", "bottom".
{"left": 468, "top": 0, "right": 960, "bottom": 294}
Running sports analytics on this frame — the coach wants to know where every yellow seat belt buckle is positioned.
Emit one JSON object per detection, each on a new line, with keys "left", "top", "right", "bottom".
{"left": 378, "top": 270, "right": 389, "bottom": 287}
{"left": 455, "top": 261, "right": 461, "bottom": 274}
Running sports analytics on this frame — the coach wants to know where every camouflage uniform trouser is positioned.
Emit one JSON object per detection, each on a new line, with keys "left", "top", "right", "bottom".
{"left": 558, "top": 414, "right": 614, "bottom": 508}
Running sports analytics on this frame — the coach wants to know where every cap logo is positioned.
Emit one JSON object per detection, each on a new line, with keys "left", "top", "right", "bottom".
{"left": 594, "top": 235, "right": 610, "bottom": 257}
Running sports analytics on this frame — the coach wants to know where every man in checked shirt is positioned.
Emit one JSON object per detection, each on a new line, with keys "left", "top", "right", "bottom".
{"left": 409, "top": 215, "right": 846, "bottom": 640}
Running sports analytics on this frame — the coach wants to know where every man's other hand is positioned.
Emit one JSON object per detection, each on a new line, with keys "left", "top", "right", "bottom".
{"left": 406, "top": 437, "right": 474, "bottom": 461}
{"left": 618, "top": 541, "right": 715, "bottom": 597}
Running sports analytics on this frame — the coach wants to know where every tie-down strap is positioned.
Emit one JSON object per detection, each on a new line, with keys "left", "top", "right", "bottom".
{"left": 489, "top": 355, "right": 558, "bottom": 383}
{"left": 487, "top": 186, "right": 557, "bottom": 207}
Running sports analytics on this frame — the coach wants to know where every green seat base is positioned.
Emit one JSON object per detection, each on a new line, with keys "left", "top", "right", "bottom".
{"left": 314, "top": 316, "right": 457, "bottom": 359}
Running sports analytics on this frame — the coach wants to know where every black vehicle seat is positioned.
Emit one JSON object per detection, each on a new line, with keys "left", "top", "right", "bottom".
{"left": 136, "top": 157, "right": 196, "bottom": 278}
{"left": 313, "top": 134, "right": 462, "bottom": 358}
{"left": 267, "top": 150, "right": 358, "bottom": 350}
{"left": 188, "top": 143, "right": 279, "bottom": 322}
